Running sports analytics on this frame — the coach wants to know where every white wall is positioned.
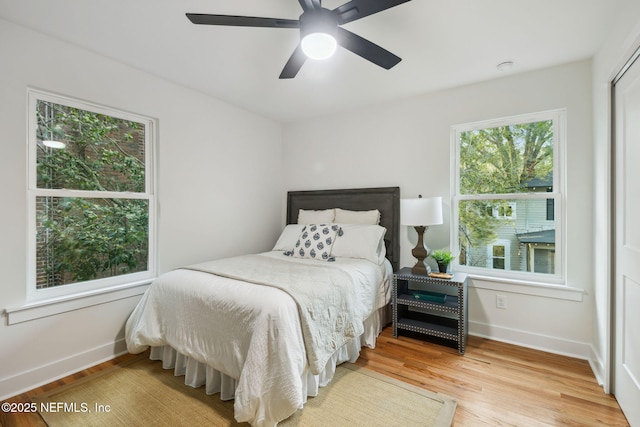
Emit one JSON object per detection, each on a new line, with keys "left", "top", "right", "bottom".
{"left": 284, "top": 60, "right": 597, "bottom": 361}
{"left": 591, "top": 1, "right": 640, "bottom": 392}
{"left": 0, "top": 19, "right": 284, "bottom": 399}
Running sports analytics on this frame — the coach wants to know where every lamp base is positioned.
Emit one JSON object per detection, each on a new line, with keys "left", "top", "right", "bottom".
{"left": 410, "top": 225, "right": 432, "bottom": 275}
{"left": 411, "top": 261, "right": 432, "bottom": 276}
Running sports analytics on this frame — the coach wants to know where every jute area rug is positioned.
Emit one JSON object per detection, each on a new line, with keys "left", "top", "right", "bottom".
{"left": 33, "top": 356, "right": 457, "bottom": 426}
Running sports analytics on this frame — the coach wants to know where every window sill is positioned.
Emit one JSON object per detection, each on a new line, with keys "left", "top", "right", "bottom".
{"left": 4, "top": 280, "right": 152, "bottom": 325}
{"left": 468, "top": 274, "right": 584, "bottom": 301}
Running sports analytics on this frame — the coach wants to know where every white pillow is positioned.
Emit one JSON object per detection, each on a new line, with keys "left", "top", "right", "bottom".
{"left": 334, "top": 208, "right": 380, "bottom": 225}
{"left": 330, "top": 224, "right": 387, "bottom": 264}
{"left": 298, "top": 208, "right": 335, "bottom": 224}
{"left": 292, "top": 224, "right": 340, "bottom": 261}
{"left": 273, "top": 224, "right": 306, "bottom": 251}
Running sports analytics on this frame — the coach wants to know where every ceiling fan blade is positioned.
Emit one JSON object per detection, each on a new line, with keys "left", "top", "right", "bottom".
{"left": 298, "top": 0, "right": 322, "bottom": 12}
{"left": 336, "top": 27, "right": 401, "bottom": 70}
{"left": 280, "top": 45, "right": 307, "bottom": 79}
{"left": 186, "top": 13, "right": 299, "bottom": 29}
{"left": 332, "top": 0, "right": 411, "bottom": 25}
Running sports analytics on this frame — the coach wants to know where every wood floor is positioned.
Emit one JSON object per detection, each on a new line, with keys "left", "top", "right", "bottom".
{"left": 357, "top": 329, "right": 629, "bottom": 426}
{"left": 1, "top": 327, "right": 630, "bottom": 426}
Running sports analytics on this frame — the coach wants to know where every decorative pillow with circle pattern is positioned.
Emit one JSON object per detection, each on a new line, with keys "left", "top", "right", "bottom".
{"left": 292, "top": 224, "right": 341, "bottom": 261}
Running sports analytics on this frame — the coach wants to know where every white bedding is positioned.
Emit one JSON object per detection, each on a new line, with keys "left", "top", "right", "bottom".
{"left": 125, "top": 251, "right": 392, "bottom": 427}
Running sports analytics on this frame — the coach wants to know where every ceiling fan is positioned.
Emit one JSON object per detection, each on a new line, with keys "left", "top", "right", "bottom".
{"left": 186, "top": 0, "right": 411, "bottom": 79}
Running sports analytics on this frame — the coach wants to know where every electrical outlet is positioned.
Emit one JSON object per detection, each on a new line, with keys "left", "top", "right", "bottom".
{"left": 496, "top": 294, "right": 508, "bottom": 309}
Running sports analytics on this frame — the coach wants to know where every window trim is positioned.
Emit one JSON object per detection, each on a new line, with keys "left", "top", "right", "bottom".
{"left": 450, "top": 109, "right": 566, "bottom": 285}
{"left": 26, "top": 88, "right": 157, "bottom": 302}
{"left": 5, "top": 281, "right": 151, "bottom": 325}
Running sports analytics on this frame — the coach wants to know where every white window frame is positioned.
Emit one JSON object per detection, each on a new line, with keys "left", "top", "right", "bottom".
{"left": 25, "top": 88, "right": 157, "bottom": 303}
{"left": 450, "top": 109, "right": 565, "bottom": 285}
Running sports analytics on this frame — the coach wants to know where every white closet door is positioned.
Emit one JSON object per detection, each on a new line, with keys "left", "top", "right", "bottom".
{"left": 613, "top": 52, "right": 640, "bottom": 427}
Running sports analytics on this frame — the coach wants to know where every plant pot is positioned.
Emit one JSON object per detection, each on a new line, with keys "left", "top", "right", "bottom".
{"left": 437, "top": 262, "right": 449, "bottom": 273}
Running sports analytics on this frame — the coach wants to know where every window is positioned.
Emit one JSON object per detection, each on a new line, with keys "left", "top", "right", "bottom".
{"left": 488, "top": 202, "right": 516, "bottom": 219}
{"left": 533, "top": 247, "right": 555, "bottom": 274}
{"left": 452, "top": 110, "right": 564, "bottom": 283}
{"left": 546, "top": 198, "right": 555, "bottom": 221}
{"left": 27, "top": 89, "right": 156, "bottom": 300}
{"left": 488, "top": 240, "right": 510, "bottom": 270}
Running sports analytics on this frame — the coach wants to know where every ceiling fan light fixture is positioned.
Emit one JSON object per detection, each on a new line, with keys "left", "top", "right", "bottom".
{"left": 301, "top": 32, "right": 337, "bottom": 60}
{"left": 187, "top": 0, "right": 411, "bottom": 79}
{"left": 299, "top": 8, "right": 338, "bottom": 60}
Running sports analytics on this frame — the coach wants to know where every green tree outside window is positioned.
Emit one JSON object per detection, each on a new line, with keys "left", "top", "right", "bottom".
{"left": 35, "top": 100, "right": 149, "bottom": 288}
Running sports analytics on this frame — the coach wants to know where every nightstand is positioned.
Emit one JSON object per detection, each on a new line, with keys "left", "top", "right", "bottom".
{"left": 392, "top": 267, "right": 468, "bottom": 354}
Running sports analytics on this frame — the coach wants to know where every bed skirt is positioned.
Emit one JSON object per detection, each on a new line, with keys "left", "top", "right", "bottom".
{"left": 148, "top": 304, "right": 390, "bottom": 406}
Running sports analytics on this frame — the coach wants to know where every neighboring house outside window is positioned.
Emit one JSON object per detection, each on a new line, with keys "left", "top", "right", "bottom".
{"left": 27, "top": 89, "right": 156, "bottom": 301}
{"left": 452, "top": 110, "right": 564, "bottom": 284}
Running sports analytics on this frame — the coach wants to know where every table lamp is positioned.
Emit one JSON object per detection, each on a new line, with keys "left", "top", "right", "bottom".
{"left": 401, "top": 196, "right": 443, "bottom": 275}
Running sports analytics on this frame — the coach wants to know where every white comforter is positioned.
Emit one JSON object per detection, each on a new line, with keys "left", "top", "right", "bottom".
{"left": 125, "top": 251, "right": 391, "bottom": 427}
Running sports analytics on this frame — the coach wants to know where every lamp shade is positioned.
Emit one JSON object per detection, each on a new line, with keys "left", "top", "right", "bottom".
{"left": 401, "top": 197, "right": 443, "bottom": 226}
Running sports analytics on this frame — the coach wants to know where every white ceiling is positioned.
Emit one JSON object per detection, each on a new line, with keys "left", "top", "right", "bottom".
{"left": 0, "top": 0, "right": 627, "bottom": 123}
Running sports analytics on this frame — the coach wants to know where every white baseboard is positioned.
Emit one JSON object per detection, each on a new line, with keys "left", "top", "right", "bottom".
{"left": 469, "top": 320, "right": 594, "bottom": 362}
{"left": 587, "top": 344, "right": 607, "bottom": 389}
{"left": 0, "top": 338, "right": 128, "bottom": 401}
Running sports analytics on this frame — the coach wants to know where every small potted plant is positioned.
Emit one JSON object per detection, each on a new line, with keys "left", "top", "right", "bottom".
{"left": 431, "top": 250, "right": 455, "bottom": 273}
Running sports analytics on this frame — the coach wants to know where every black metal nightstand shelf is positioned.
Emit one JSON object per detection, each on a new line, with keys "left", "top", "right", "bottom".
{"left": 392, "top": 267, "right": 468, "bottom": 354}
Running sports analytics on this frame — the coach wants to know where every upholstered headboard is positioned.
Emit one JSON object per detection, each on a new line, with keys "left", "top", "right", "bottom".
{"left": 286, "top": 187, "right": 400, "bottom": 272}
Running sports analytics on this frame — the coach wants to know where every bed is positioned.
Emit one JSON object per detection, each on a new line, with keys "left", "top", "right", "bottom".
{"left": 125, "top": 187, "right": 400, "bottom": 427}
